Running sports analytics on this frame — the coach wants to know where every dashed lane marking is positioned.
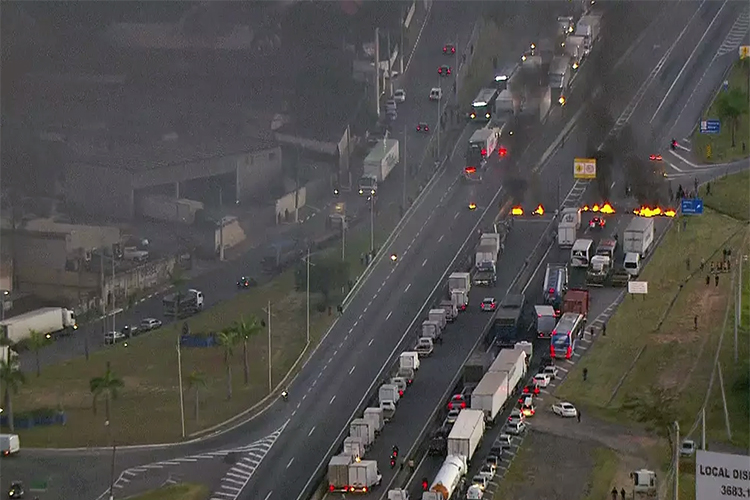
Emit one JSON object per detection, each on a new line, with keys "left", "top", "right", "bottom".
{"left": 386, "top": 311, "right": 393, "bottom": 321}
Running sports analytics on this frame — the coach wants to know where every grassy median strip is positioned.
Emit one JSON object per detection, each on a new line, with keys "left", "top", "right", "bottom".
{"left": 128, "top": 483, "right": 209, "bottom": 500}
{"left": 556, "top": 203, "right": 748, "bottom": 448}
{"left": 692, "top": 59, "right": 750, "bottom": 164}
{"left": 700, "top": 169, "right": 750, "bottom": 221}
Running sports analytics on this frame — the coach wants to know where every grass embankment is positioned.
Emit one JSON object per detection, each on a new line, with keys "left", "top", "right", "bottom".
{"left": 8, "top": 12, "right": 502, "bottom": 448}
{"left": 129, "top": 483, "right": 209, "bottom": 500}
{"left": 700, "top": 169, "right": 750, "bottom": 221}
{"left": 692, "top": 60, "right": 750, "bottom": 164}
{"left": 556, "top": 206, "right": 748, "bottom": 448}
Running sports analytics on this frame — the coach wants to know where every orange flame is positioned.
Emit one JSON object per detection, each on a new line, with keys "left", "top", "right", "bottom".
{"left": 511, "top": 206, "right": 524, "bottom": 216}
{"left": 633, "top": 206, "right": 677, "bottom": 218}
{"left": 600, "top": 202, "right": 616, "bottom": 214}
{"left": 582, "top": 205, "right": 590, "bottom": 211}
{"left": 591, "top": 204, "right": 601, "bottom": 212}
{"left": 532, "top": 204, "right": 545, "bottom": 216}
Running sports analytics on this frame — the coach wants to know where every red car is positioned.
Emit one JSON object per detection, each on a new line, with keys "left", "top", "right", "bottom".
{"left": 649, "top": 154, "right": 663, "bottom": 161}
{"left": 447, "top": 394, "right": 467, "bottom": 410}
{"left": 589, "top": 216, "right": 606, "bottom": 229}
{"left": 438, "top": 65, "right": 452, "bottom": 76}
{"left": 522, "top": 384, "right": 540, "bottom": 396}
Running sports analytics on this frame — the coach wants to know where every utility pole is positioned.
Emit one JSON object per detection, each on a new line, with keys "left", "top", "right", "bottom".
{"left": 387, "top": 31, "right": 393, "bottom": 97}
{"left": 111, "top": 255, "right": 116, "bottom": 333}
{"left": 436, "top": 81, "right": 441, "bottom": 161}
{"left": 369, "top": 196, "right": 375, "bottom": 253}
{"left": 701, "top": 407, "right": 706, "bottom": 450}
{"left": 737, "top": 256, "right": 743, "bottom": 363}
{"left": 400, "top": 8, "right": 405, "bottom": 75}
{"left": 374, "top": 28, "right": 380, "bottom": 118}
{"left": 177, "top": 336, "right": 186, "bottom": 438}
{"left": 306, "top": 247, "right": 310, "bottom": 345}
{"left": 267, "top": 301, "right": 272, "bottom": 393}
{"left": 341, "top": 219, "right": 346, "bottom": 261}
{"left": 673, "top": 421, "right": 679, "bottom": 500}
{"left": 718, "top": 363, "right": 732, "bottom": 441}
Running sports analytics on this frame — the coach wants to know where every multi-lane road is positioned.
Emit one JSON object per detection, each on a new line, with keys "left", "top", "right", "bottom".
{"left": 4, "top": 2, "right": 748, "bottom": 500}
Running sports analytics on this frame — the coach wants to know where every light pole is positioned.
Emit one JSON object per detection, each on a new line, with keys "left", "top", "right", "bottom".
{"left": 0, "top": 289, "right": 8, "bottom": 322}
{"left": 176, "top": 335, "right": 186, "bottom": 438}
{"left": 369, "top": 196, "right": 375, "bottom": 253}
{"left": 303, "top": 247, "right": 316, "bottom": 345}
{"left": 402, "top": 125, "right": 407, "bottom": 213}
{"left": 263, "top": 301, "right": 275, "bottom": 393}
{"left": 436, "top": 80, "right": 442, "bottom": 161}
{"left": 106, "top": 418, "right": 116, "bottom": 500}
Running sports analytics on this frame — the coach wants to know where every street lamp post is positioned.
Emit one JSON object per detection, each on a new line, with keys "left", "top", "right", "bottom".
{"left": 369, "top": 196, "right": 375, "bottom": 253}
{"left": 436, "top": 81, "right": 442, "bottom": 161}
{"left": 176, "top": 336, "right": 186, "bottom": 438}
{"left": 402, "top": 125, "right": 407, "bottom": 213}
{"left": 306, "top": 247, "right": 311, "bottom": 345}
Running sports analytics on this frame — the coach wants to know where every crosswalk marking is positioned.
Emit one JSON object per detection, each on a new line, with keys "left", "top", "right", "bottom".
{"left": 716, "top": 10, "right": 750, "bottom": 56}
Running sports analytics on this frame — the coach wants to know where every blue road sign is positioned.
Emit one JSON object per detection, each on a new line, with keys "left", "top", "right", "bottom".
{"left": 700, "top": 119, "right": 721, "bottom": 134}
{"left": 681, "top": 198, "right": 704, "bottom": 215}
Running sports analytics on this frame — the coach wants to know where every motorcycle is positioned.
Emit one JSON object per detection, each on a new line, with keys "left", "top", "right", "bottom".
{"left": 8, "top": 481, "right": 25, "bottom": 499}
{"left": 281, "top": 390, "right": 288, "bottom": 401}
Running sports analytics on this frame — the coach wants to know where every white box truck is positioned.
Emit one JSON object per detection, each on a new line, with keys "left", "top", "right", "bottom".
{"left": 348, "top": 460, "right": 381, "bottom": 492}
{"left": 575, "top": 14, "right": 601, "bottom": 55}
{"left": 448, "top": 272, "right": 471, "bottom": 296}
{"left": 328, "top": 454, "right": 354, "bottom": 491}
{"left": 565, "top": 35, "right": 585, "bottom": 68}
{"left": 400, "top": 351, "right": 420, "bottom": 371}
{"left": 451, "top": 289, "right": 469, "bottom": 311}
{"left": 363, "top": 407, "right": 384, "bottom": 434}
{"left": 428, "top": 309, "right": 447, "bottom": 331}
{"left": 421, "top": 320, "right": 441, "bottom": 341}
{"left": 0, "top": 307, "right": 78, "bottom": 344}
{"left": 343, "top": 436, "right": 366, "bottom": 459}
{"left": 350, "top": 418, "right": 376, "bottom": 448}
{"left": 623, "top": 217, "right": 655, "bottom": 257}
{"left": 358, "top": 139, "right": 400, "bottom": 197}
{"left": 0, "top": 434, "right": 20, "bottom": 455}
{"left": 422, "top": 455, "right": 467, "bottom": 500}
{"left": 379, "top": 384, "right": 401, "bottom": 406}
{"left": 446, "top": 409, "right": 485, "bottom": 461}
{"left": 557, "top": 207, "right": 581, "bottom": 248}
{"left": 471, "top": 371, "right": 511, "bottom": 423}
{"left": 488, "top": 348, "right": 527, "bottom": 388}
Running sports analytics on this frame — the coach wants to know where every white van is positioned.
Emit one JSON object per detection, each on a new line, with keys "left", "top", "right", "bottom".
{"left": 0, "top": 434, "right": 20, "bottom": 455}
{"left": 624, "top": 252, "right": 641, "bottom": 277}
{"left": 570, "top": 239, "right": 593, "bottom": 268}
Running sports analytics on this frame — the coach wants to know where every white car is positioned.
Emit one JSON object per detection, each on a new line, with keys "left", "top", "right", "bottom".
{"left": 533, "top": 373, "right": 551, "bottom": 388}
{"left": 505, "top": 420, "right": 527, "bottom": 435}
{"left": 140, "top": 318, "right": 162, "bottom": 331}
{"left": 104, "top": 331, "right": 126, "bottom": 345}
{"left": 543, "top": 365, "right": 559, "bottom": 380}
{"left": 446, "top": 408, "right": 461, "bottom": 423}
{"left": 552, "top": 402, "right": 578, "bottom": 418}
{"left": 429, "top": 87, "right": 443, "bottom": 101}
{"left": 393, "top": 89, "right": 406, "bottom": 102}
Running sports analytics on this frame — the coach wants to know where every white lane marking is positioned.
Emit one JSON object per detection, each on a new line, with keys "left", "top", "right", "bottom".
{"left": 264, "top": 491, "right": 273, "bottom": 500}
{"left": 405, "top": 284, "right": 411, "bottom": 293}
{"left": 438, "top": 234, "right": 444, "bottom": 242}
{"left": 454, "top": 212, "right": 460, "bottom": 219}
{"left": 650, "top": 0, "right": 729, "bottom": 122}
{"left": 308, "top": 426, "right": 315, "bottom": 436}
{"left": 386, "top": 311, "right": 393, "bottom": 320}
{"left": 368, "top": 338, "right": 375, "bottom": 346}
{"left": 422, "top": 258, "right": 428, "bottom": 267}
{"left": 349, "top": 365, "right": 356, "bottom": 375}
{"left": 330, "top": 395, "right": 337, "bottom": 404}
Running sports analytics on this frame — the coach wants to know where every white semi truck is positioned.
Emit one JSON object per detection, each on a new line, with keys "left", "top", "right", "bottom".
{"left": 446, "top": 409, "right": 485, "bottom": 460}
{"left": 575, "top": 14, "right": 602, "bottom": 55}
{"left": 358, "top": 139, "right": 400, "bottom": 197}
{"left": 0, "top": 307, "right": 78, "bottom": 343}
{"left": 471, "top": 371, "right": 513, "bottom": 423}
{"left": 348, "top": 460, "right": 381, "bottom": 493}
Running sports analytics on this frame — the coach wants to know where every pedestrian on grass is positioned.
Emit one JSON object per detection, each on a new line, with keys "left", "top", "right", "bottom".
{"left": 583, "top": 367, "right": 588, "bottom": 381}
{"left": 694, "top": 315, "right": 698, "bottom": 330}
{"left": 577, "top": 410, "right": 581, "bottom": 423}
{"left": 621, "top": 488, "right": 626, "bottom": 500}
{"left": 686, "top": 257, "right": 691, "bottom": 271}
{"left": 716, "top": 274, "right": 720, "bottom": 286}
{"left": 602, "top": 323, "right": 607, "bottom": 336}
{"left": 706, "top": 275, "right": 710, "bottom": 286}
{"left": 611, "top": 487, "right": 618, "bottom": 500}
{"left": 707, "top": 182, "right": 711, "bottom": 195}
{"left": 701, "top": 257, "right": 705, "bottom": 271}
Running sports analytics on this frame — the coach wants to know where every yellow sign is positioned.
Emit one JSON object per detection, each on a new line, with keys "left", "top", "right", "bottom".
{"left": 573, "top": 158, "right": 597, "bottom": 179}
{"left": 706, "top": 144, "right": 712, "bottom": 159}
{"left": 740, "top": 46, "right": 750, "bottom": 59}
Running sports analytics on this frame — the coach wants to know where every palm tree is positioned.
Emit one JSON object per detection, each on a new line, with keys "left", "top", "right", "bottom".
{"left": 0, "top": 336, "right": 16, "bottom": 411}
{"left": 0, "top": 356, "right": 25, "bottom": 432}
{"left": 234, "top": 316, "right": 262, "bottom": 385}
{"left": 186, "top": 370, "right": 207, "bottom": 422}
{"left": 216, "top": 328, "right": 239, "bottom": 400}
{"left": 27, "top": 329, "right": 51, "bottom": 377}
{"left": 89, "top": 361, "right": 124, "bottom": 422}
{"left": 168, "top": 268, "right": 187, "bottom": 317}
{"left": 715, "top": 87, "right": 748, "bottom": 147}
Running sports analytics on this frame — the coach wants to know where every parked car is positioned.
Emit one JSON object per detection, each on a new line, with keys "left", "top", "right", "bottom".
{"left": 104, "top": 331, "right": 126, "bottom": 345}
{"left": 393, "top": 89, "right": 406, "bottom": 103}
{"left": 552, "top": 402, "right": 578, "bottom": 418}
{"left": 533, "top": 373, "right": 552, "bottom": 388}
{"left": 542, "top": 365, "right": 559, "bottom": 380}
{"left": 140, "top": 318, "right": 163, "bottom": 331}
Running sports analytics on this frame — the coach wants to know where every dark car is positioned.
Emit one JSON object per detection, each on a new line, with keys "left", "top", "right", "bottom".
{"left": 589, "top": 216, "right": 606, "bottom": 230}
{"left": 8, "top": 481, "right": 25, "bottom": 499}
{"left": 443, "top": 43, "right": 456, "bottom": 54}
{"left": 237, "top": 276, "right": 258, "bottom": 289}
{"left": 416, "top": 122, "right": 430, "bottom": 133}
{"left": 438, "top": 65, "right": 452, "bottom": 76}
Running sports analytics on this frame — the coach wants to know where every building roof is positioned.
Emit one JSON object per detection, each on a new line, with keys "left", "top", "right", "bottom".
{"left": 67, "top": 132, "right": 277, "bottom": 172}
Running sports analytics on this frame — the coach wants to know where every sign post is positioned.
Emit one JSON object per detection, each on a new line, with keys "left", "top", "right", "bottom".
{"left": 700, "top": 119, "right": 721, "bottom": 134}
{"left": 573, "top": 158, "right": 597, "bottom": 179}
{"left": 739, "top": 45, "right": 750, "bottom": 59}
{"left": 681, "top": 198, "right": 704, "bottom": 215}
{"left": 628, "top": 281, "right": 648, "bottom": 301}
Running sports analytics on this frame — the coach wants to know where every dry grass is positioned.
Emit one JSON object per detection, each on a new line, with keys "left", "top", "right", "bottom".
{"left": 556, "top": 210, "right": 746, "bottom": 446}
{"left": 11, "top": 271, "right": 333, "bottom": 447}
{"left": 129, "top": 483, "right": 209, "bottom": 500}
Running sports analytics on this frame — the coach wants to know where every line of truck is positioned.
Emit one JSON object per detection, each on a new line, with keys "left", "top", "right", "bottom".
{"left": 0, "top": 307, "right": 78, "bottom": 351}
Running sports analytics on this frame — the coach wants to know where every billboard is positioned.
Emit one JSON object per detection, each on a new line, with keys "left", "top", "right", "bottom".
{"left": 696, "top": 450, "right": 750, "bottom": 500}
{"left": 573, "top": 158, "right": 596, "bottom": 179}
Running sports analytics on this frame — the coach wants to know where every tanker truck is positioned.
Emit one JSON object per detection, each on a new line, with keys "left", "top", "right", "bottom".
{"left": 421, "top": 455, "right": 467, "bottom": 500}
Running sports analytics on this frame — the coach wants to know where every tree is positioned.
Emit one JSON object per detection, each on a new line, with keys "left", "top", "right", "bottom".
{"left": 168, "top": 267, "right": 187, "bottom": 317}
{"left": 216, "top": 328, "right": 239, "bottom": 400}
{"left": 298, "top": 256, "right": 350, "bottom": 304}
{"left": 27, "top": 329, "right": 51, "bottom": 377}
{"left": 715, "top": 87, "right": 748, "bottom": 147}
{"left": 234, "top": 316, "right": 262, "bottom": 385}
{"left": 89, "top": 361, "right": 124, "bottom": 422}
{"left": 0, "top": 355, "right": 24, "bottom": 432}
{"left": 622, "top": 385, "right": 677, "bottom": 437}
{"left": 186, "top": 370, "right": 207, "bottom": 422}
